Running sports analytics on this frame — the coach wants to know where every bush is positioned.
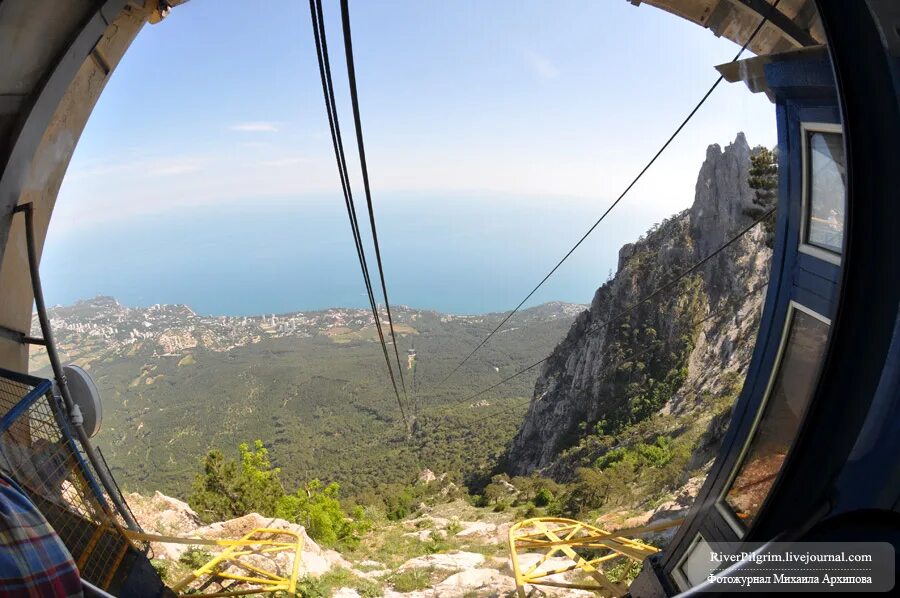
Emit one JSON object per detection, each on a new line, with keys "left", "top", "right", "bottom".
{"left": 188, "top": 441, "right": 370, "bottom": 550}
{"left": 533, "top": 487, "right": 553, "bottom": 507}
{"left": 275, "top": 480, "right": 371, "bottom": 549}
{"left": 179, "top": 547, "right": 213, "bottom": 570}
{"left": 295, "top": 575, "right": 330, "bottom": 598}
{"left": 188, "top": 440, "right": 284, "bottom": 522}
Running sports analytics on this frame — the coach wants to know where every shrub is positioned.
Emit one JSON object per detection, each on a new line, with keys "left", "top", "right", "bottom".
{"left": 390, "top": 568, "right": 433, "bottom": 592}
{"left": 179, "top": 547, "right": 213, "bottom": 570}
{"left": 188, "top": 440, "right": 284, "bottom": 522}
{"left": 188, "top": 441, "right": 370, "bottom": 550}
{"left": 275, "top": 480, "right": 371, "bottom": 549}
{"left": 150, "top": 559, "right": 169, "bottom": 581}
{"left": 533, "top": 487, "right": 553, "bottom": 507}
{"left": 295, "top": 575, "right": 330, "bottom": 598}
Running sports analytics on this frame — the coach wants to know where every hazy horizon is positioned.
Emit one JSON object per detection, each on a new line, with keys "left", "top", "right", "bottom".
{"left": 42, "top": 0, "right": 776, "bottom": 317}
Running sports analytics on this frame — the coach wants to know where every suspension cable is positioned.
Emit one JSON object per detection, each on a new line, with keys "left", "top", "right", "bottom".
{"left": 340, "top": 0, "right": 409, "bottom": 399}
{"left": 436, "top": 0, "right": 781, "bottom": 388}
{"left": 308, "top": 0, "right": 409, "bottom": 431}
{"left": 433, "top": 279, "right": 770, "bottom": 433}
{"left": 453, "top": 208, "right": 775, "bottom": 405}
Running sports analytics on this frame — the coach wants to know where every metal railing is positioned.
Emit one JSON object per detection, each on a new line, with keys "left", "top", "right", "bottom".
{"left": 0, "top": 367, "right": 143, "bottom": 591}
{"left": 508, "top": 516, "right": 681, "bottom": 597}
{"left": 124, "top": 527, "right": 304, "bottom": 596}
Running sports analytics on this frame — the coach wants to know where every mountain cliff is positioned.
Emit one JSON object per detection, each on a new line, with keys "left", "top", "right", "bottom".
{"left": 505, "top": 132, "right": 774, "bottom": 479}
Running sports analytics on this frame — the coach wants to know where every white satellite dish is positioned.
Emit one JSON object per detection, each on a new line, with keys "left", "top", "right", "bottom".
{"left": 63, "top": 365, "right": 103, "bottom": 438}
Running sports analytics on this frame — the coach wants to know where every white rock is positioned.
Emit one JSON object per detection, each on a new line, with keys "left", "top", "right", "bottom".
{"left": 142, "top": 508, "right": 348, "bottom": 580}
{"left": 417, "top": 469, "right": 437, "bottom": 484}
{"left": 433, "top": 568, "right": 510, "bottom": 597}
{"left": 508, "top": 554, "right": 598, "bottom": 596}
{"left": 332, "top": 589, "right": 361, "bottom": 598}
{"left": 455, "top": 521, "right": 497, "bottom": 538}
{"left": 402, "top": 529, "right": 435, "bottom": 542}
{"left": 403, "top": 515, "right": 449, "bottom": 530}
{"left": 497, "top": 480, "right": 519, "bottom": 495}
{"left": 495, "top": 522, "right": 513, "bottom": 543}
{"left": 398, "top": 551, "right": 485, "bottom": 572}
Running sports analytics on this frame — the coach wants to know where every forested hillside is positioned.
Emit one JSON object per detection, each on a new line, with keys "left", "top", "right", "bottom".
{"left": 30, "top": 300, "right": 582, "bottom": 498}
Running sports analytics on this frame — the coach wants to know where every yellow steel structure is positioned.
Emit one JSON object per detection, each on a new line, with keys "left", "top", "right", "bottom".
{"left": 124, "top": 527, "right": 303, "bottom": 597}
{"left": 508, "top": 517, "right": 681, "bottom": 597}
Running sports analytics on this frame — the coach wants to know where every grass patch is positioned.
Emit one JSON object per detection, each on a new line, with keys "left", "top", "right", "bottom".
{"left": 389, "top": 567, "right": 437, "bottom": 592}
{"left": 296, "top": 568, "right": 383, "bottom": 597}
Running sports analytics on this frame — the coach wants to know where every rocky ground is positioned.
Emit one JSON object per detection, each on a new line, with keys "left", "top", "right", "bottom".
{"left": 127, "top": 470, "right": 700, "bottom": 597}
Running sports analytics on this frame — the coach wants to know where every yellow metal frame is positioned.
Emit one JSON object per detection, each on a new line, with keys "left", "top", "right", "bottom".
{"left": 508, "top": 517, "right": 680, "bottom": 597}
{"left": 125, "top": 527, "right": 303, "bottom": 597}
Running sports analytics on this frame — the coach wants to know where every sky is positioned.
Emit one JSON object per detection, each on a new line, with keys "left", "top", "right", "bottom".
{"left": 44, "top": 0, "right": 778, "bottom": 314}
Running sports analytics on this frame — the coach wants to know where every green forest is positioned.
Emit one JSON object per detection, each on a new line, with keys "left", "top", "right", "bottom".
{"left": 37, "top": 303, "right": 581, "bottom": 501}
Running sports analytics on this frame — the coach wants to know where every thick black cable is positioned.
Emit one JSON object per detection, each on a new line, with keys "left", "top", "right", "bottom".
{"left": 340, "top": 0, "right": 409, "bottom": 399}
{"left": 437, "top": 0, "right": 781, "bottom": 388}
{"left": 309, "top": 0, "right": 409, "bottom": 430}
{"left": 455, "top": 207, "right": 775, "bottom": 404}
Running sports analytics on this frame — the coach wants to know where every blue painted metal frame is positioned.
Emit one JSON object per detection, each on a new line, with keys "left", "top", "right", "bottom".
{"left": 0, "top": 368, "right": 52, "bottom": 434}
{"left": 52, "top": 394, "right": 109, "bottom": 507}
{"left": 0, "top": 367, "right": 108, "bottom": 509}
{"left": 658, "top": 48, "right": 846, "bottom": 575}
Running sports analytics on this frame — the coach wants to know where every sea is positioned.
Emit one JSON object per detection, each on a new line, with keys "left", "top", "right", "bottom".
{"left": 41, "top": 194, "right": 670, "bottom": 316}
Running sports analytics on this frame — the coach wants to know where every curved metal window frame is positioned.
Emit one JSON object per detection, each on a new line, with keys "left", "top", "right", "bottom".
{"left": 799, "top": 122, "right": 845, "bottom": 265}
{"left": 671, "top": 532, "right": 721, "bottom": 592}
{"left": 715, "top": 300, "right": 831, "bottom": 537}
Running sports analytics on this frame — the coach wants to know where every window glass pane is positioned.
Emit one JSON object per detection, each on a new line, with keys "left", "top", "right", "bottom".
{"left": 676, "top": 535, "right": 722, "bottom": 590}
{"left": 724, "top": 309, "right": 829, "bottom": 529}
{"left": 806, "top": 131, "right": 846, "bottom": 253}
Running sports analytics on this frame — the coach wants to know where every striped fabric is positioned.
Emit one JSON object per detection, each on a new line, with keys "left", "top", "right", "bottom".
{"left": 0, "top": 472, "right": 82, "bottom": 597}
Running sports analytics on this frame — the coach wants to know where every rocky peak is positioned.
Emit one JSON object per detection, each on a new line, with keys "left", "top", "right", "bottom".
{"left": 689, "top": 132, "right": 755, "bottom": 256}
{"left": 505, "top": 133, "right": 772, "bottom": 476}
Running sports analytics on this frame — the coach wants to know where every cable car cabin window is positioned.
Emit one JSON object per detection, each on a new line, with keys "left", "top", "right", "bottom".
{"left": 672, "top": 533, "right": 722, "bottom": 591}
{"left": 720, "top": 303, "right": 830, "bottom": 534}
{"left": 800, "top": 123, "right": 846, "bottom": 263}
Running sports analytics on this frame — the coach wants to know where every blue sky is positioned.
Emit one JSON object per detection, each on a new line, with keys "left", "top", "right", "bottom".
{"left": 45, "top": 0, "right": 777, "bottom": 313}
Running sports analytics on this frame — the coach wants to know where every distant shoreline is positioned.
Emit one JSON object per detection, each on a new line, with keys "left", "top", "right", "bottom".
{"left": 45, "top": 295, "right": 589, "bottom": 321}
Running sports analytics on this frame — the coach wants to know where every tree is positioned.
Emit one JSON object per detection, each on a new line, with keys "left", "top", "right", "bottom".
{"left": 748, "top": 147, "right": 778, "bottom": 207}
{"left": 189, "top": 440, "right": 284, "bottom": 522}
{"left": 275, "top": 480, "right": 370, "bottom": 548}
{"left": 747, "top": 147, "right": 779, "bottom": 244}
{"left": 188, "top": 441, "right": 369, "bottom": 549}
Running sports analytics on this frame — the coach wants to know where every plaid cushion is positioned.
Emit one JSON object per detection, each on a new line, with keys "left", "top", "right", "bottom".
{"left": 0, "top": 472, "right": 82, "bottom": 597}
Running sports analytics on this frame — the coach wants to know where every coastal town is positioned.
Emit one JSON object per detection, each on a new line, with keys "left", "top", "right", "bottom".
{"left": 29, "top": 296, "right": 584, "bottom": 370}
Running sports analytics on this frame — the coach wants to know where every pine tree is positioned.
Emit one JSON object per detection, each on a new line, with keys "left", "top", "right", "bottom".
{"left": 747, "top": 147, "right": 779, "bottom": 244}
{"left": 748, "top": 147, "right": 778, "bottom": 207}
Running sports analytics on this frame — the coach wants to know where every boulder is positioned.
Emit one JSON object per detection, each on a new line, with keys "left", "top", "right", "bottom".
{"left": 432, "top": 568, "right": 510, "bottom": 597}
{"left": 403, "top": 515, "right": 449, "bottom": 530}
{"left": 402, "top": 528, "right": 447, "bottom": 542}
{"left": 190, "top": 513, "right": 351, "bottom": 577}
{"left": 455, "top": 521, "right": 497, "bottom": 538}
{"left": 398, "top": 551, "right": 485, "bottom": 572}
{"left": 417, "top": 469, "right": 437, "bottom": 484}
{"left": 511, "top": 554, "right": 597, "bottom": 597}
{"left": 126, "top": 494, "right": 350, "bottom": 581}
{"left": 126, "top": 490, "right": 202, "bottom": 537}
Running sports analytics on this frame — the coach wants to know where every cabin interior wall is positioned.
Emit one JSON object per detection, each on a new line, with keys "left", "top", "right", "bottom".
{"left": 0, "top": 4, "right": 150, "bottom": 374}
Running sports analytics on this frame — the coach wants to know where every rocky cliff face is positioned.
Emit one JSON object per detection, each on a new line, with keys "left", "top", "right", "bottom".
{"left": 506, "top": 133, "right": 772, "bottom": 476}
